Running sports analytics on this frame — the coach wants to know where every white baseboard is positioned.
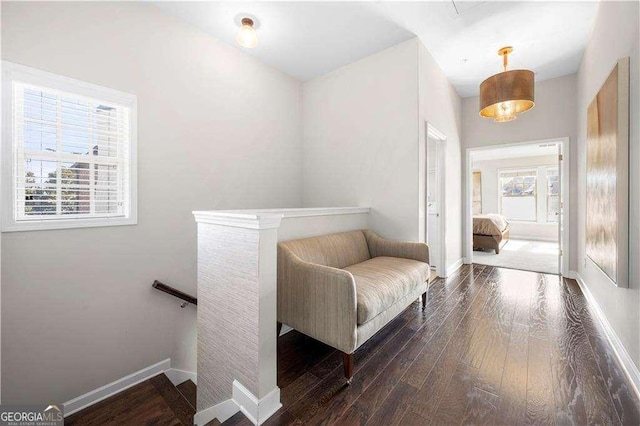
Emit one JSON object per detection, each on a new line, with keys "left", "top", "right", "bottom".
{"left": 447, "top": 258, "right": 464, "bottom": 277}
{"left": 232, "top": 380, "right": 281, "bottom": 426}
{"left": 569, "top": 270, "right": 640, "bottom": 399}
{"left": 279, "top": 324, "right": 293, "bottom": 336}
{"left": 565, "top": 271, "right": 578, "bottom": 280}
{"left": 62, "top": 360, "right": 282, "bottom": 425}
{"left": 194, "top": 398, "right": 240, "bottom": 425}
{"left": 509, "top": 236, "right": 559, "bottom": 243}
{"left": 165, "top": 368, "right": 197, "bottom": 386}
{"left": 62, "top": 359, "right": 280, "bottom": 425}
{"left": 63, "top": 358, "right": 171, "bottom": 417}
{"left": 194, "top": 380, "right": 281, "bottom": 425}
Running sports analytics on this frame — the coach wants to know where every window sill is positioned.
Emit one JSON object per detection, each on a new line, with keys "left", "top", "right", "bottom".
{"left": 1, "top": 216, "right": 137, "bottom": 232}
{"left": 508, "top": 220, "right": 559, "bottom": 225}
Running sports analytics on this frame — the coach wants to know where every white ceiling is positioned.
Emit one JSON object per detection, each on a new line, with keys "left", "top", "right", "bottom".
{"left": 154, "top": 1, "right": 599, "bottom": 97}
{"left": 374, "top": 1, "right": 600, "bottom": 97}
{"left": 153, "top": 2, "right": 415, "bottom": 81}
{"left": 471, "top": 143, "right": 559, "bottom": 162}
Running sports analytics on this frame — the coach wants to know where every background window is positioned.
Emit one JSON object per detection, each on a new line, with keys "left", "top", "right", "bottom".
{"left": 2, "top": 62, "right": 137, "bottom": 231}
{"left": 499, "top": 169, "right": 537, "bottom": 221}
{"left": 547, "top": 168, "right": 560, "bottom": 222}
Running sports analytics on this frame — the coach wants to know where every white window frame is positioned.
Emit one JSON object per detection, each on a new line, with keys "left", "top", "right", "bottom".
{"left": 546, "top": 166, "right": 560, "bottom": 223}
{"left": 498, "top": 167, "right": 538, "bottom": 222}
{"left": 2, "top": 61, "right": 137, "bottom": 232}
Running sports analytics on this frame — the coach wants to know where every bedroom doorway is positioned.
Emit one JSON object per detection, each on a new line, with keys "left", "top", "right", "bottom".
{"left": 465, "top": 139, "right": 569, "bottom": 275}
{"left": 425, "top": 123, "right": 446, "bottom": 278}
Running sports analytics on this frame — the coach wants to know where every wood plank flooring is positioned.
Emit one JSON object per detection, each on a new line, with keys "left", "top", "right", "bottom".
{"left": 66, "top": 374, "right": 195, "bottom": 426}
{"left": 64, "top": 264, "right": 639, "bottom": 425}
{"left": 224, "top": 264, "right": 640, "bottom": 426}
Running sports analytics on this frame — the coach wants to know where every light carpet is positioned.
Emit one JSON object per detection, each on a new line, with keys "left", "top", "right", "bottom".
{"left": 473, "top": 239, "right": 559, "bottom": 274}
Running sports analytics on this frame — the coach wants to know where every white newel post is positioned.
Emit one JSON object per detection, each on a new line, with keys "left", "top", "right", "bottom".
{"left": 191, "top": 207, "right": 369, "bottom": 425}
{"left": 192, "top": 211, "right": 283, "bottom": 426}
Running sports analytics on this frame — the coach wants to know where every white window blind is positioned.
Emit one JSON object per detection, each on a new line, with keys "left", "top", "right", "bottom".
{"left": 499, "top": 169, "right": 537, "bottom": 222}
{"left": 15, "top": 83, "right": 130, "bottom": 220}
{"left": 3, "top": 62, "right": 137, "bottom": 231}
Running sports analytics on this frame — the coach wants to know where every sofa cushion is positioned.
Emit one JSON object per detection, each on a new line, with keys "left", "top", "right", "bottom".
{"left": 344, "top": 256, "right": 430, "bottom": 325}
{"left": 279, "top": 230, "right": 371, "bottom": 269}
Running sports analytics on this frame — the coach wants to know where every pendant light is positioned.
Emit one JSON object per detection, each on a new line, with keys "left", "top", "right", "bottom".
{"left": 479, "top": 47, "right": 535, "bottom": 122}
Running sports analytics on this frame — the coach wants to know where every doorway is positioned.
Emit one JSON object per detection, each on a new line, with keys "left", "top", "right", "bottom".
{"left": 425, "top": 123, "right": 446, "bottom": 278}
{"left": 465, "top": 138, "right": 569, "bottom": 276}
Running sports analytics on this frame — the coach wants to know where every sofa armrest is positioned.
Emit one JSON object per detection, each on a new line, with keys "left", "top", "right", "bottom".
{"left": 364, "top": 230, "right": 430, "bottom": 265}
{"left": 277, "top": 245, "right": 358, "bottom": 353}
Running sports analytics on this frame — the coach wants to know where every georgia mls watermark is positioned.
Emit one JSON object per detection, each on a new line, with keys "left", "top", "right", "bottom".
{"left": 0, "top": 405, "right": 64, "bottom": 426}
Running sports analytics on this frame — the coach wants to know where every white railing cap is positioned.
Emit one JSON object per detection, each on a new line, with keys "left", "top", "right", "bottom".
{"left": 192, "top": 207, "right": 369, "bottom": 229}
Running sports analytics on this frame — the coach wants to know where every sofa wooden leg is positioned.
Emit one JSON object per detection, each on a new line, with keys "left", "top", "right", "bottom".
{"left": 421, "top": 292, "right": 427, "bottom": 310}
{"left": 277, "top": 322, "right": 283, "bottom": 337}
{"left": 342, "top": 352, "right": 354, "bottom": 385}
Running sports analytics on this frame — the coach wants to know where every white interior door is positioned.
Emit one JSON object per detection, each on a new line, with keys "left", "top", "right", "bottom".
{"left": 557, "top": 144, "right": 563, "bottom": 275}
{"left": 426, "top": 136, "right": 440, "bottom": 272}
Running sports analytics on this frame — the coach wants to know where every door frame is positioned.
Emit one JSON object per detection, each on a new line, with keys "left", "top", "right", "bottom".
{"left": 464, "top": 137, "right": 570, "bottom": 276}
{"left": 425, "top": 123, "right": 447, "bottom": 277}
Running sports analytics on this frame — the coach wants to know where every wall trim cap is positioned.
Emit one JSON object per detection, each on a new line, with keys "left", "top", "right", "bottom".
{"left": 63, "top": 358, "right": 171, "bottom": 417}
{"left": 277, "top": 207, "right": 370, "bottom": 218}
{"left": 193, "top": 207, "right": 370, "bottom": 229}
{"left": 193, "top": 211, "right": 282, "bottom": 229}
{"left": 569, "top": 270, "right": 640, "bottom": 399}
{"left": 232, "top": 380, "right": 282, "bottom": 425}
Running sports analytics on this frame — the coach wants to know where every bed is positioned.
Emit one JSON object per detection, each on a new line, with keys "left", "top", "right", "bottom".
{"left": 473, "top": 214, "right": 510, "bottom": 254}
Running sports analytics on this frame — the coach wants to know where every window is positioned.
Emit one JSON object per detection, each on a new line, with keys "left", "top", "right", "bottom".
{"left": 2, "top": 62, "right": 137, "bottom": 231}
{"left": 547, "top": 168, "right": 560, "bottom": 222}
{"left": 499, "top": 169, "right": 537, "bottom": 221}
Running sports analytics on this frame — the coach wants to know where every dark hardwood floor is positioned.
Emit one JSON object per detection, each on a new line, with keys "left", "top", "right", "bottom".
{"left": 65, "top": 264, "right": 639, "bottom": 425}
{"left": 66, "top": 375, "right": 196, "bottom": 426}
{"left": 224, "top": 264, "right": 640, "bottom": 426}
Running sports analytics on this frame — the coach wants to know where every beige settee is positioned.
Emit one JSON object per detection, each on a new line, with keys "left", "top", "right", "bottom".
{"left": 277, "top": 230, "right": 430, "bottom": 383}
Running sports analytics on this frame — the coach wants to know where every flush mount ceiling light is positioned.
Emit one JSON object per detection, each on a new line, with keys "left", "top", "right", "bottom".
{"left": 236, "top": 17, "right": 258, "bottom": 49}
{"left": 479, "top": 47, "right": 535, "bottom": 123}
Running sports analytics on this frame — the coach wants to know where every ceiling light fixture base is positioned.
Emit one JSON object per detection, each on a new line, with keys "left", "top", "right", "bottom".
{"left": 498, "top": 46, "right": 513, "bottom": 56}
{"left": 234, "top": 14, "right": 261, "bottom": 30}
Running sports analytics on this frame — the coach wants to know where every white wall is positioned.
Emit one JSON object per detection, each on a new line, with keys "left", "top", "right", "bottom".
{"left": 278, "top": 212, "right": 369, "bottom": 241}
{"left": 417, "top": 41, "right": 463, "bottom": 270}
{"left": 472, "top": 155, "right": 559, "bottom": 241}
{"left": 302, "top": 39, "right": 420, "bottom": 242}
{"left": 576, "top": 1, "right": 640, "bottom": 367}
{"left": 1, "top": 1, "right": 302, "bottom": 404}
{"left": 462, "top": 74, "right": 578, "bottom": 148}
{"left": 462, "top": 74, "right": 578, "bottom": 267}
{"left": 302, "top": 38, "right": 464, "bottom": 274}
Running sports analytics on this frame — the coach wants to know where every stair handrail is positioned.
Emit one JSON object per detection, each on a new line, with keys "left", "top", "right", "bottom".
{"left": 152, "top": 280, "right": 197, "bottom": 307}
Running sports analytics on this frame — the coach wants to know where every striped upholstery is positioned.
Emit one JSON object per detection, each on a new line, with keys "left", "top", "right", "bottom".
{"left": 364, "top": 229, "right": 429, "bottom": 264}
{"left": 345, "top": 256, "right": 430, "bottom": 324}
{"left": 277, "top": 230, "right": 429, "bottom": 354}
{"left": 280, "top": 231, "right": 370, "bottom": 269}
